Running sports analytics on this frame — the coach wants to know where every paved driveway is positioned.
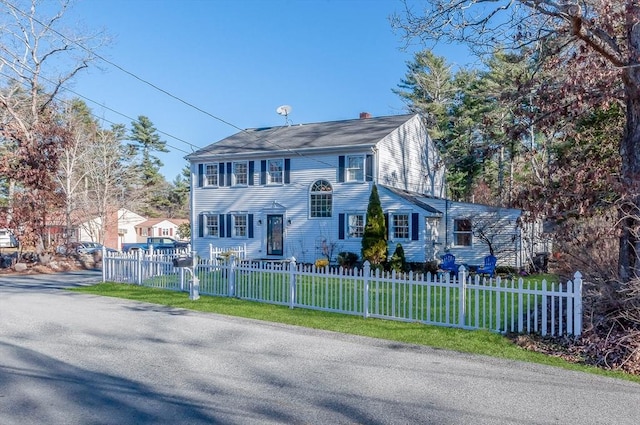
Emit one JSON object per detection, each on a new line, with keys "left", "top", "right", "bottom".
{"left": 1, "top": 271, "right": 639, "bottom": 424}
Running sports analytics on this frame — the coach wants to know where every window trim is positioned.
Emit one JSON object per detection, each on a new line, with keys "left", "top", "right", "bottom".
{"left": 309, "top": 180, "right": 333, "bottom": 218}
{"left": 389, "top": 212, "right": 411, "bottom": 241}
{"left": 453, "top": 218, "right": 473, "bottom": 247}
{"left": 232, "top": 161, "right": 249, "bottom": 186}
{"left": 204, "top": 163, "right": 219, "bottom": 187}
{"left": 346, "top": 212, "right": 365, "bottom": 239}
{"left": 267, "top": 158, "right": 284, "bottom": 184}
{"left": 202, "top": 213, "right": 220, "bottom": 238}
{"left": 345, "top": 155, "right": 365, "bottom": 182}
{"left": 232, "top": 213, "right": 249, "bottom": 239}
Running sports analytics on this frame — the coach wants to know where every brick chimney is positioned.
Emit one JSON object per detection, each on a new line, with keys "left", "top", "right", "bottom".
{"left": 359, "top": 112, "right": 372, "bottom": 119}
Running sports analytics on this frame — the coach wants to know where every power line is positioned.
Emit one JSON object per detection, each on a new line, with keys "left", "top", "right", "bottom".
{"left": 0, "top": 68, "right": 192, "bottom": 155}
{"left": 0, "top": 0, "right": 375, "bottom": 171}
{"left": 3, "top": 0, "right": 246, "bottom": 135}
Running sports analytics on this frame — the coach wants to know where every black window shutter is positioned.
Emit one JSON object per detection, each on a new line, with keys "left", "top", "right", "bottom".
{"left": 412, "top": 213, "right": 419, "bottom": 240}
{"left": 226, "top": 214, "right": 232, "bottom": 237}
{"left": 248, "top": 214, "right": 254, "bottom": 238}
{"left": 226, "top": 162, "right": 232, "bottom": 186}
{"left": 338, "top": 213, "right": 345, "bottom": 240}
{"left": 284, "top": 158, "right": 291, "bottom": 184}
{"left": 219, "top": 162, "right": 225, "bottom": 186}
{"left": 198, "top": 214, "right": 204, "bottom": 237}
{"left": 248, "top": 161, "right": 255, "bottom": 186}
{"left": 219, "top": 214, "right": 225, "bottom": 238}
{"left": 338, "top": 156, "right": 345, "bottom": 182}
{"left": 198, "top": 164, "right": 204, "bottom": 187}
{"left": 260, "top": 160, "right": 267, "bottom": 185}
{"left": 365, "top": 154, "right": 373, "bottom": 182}
{"left": 384, "top": 213, "right": 389, "bottom": 240}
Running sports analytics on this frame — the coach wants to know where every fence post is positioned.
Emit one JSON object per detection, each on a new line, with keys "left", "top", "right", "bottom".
{"left": 289, "top": 257, "right": 297, "bottom": 309}
{"left": 458, "top": 265, "right": 467, "bottom": 327}
{"left": 102, "top": 246, "right": 107, "bottom": 282}
{"left": 228, "top": 255, "right": 236, "bottom": 297}
{"left": 573, "top": 271, "right": 583, "bottom": 337}
{"left": 136, "top": 249, "right": 143, "bottom": 285}
{"left": 363, "top": 261, "right": 371, "bottom": 318}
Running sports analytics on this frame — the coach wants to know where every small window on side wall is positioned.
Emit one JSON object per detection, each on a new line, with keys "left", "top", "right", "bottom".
{"left": 453, "top": 219, "right": 472, "bottom": 246}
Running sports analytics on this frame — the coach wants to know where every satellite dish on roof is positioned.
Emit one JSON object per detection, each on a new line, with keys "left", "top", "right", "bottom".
{"left": 276, "top": 105, "right": 292, "bottom": 116}
{"left": 276, "top": 105, "right": 293, "bottom": 125}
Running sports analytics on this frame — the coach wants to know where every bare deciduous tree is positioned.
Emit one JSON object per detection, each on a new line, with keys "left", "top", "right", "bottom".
{"left": 392, "top": 0, "right": 640, "bottom": 282}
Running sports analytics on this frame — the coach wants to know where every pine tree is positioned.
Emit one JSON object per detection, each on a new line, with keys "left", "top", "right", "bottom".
{"left": 389, "top": 243, "right": 407, "bottom": 273}
{"left": 129, "top": 115, "right": 168, "bottom": 188}
{"left": 128, "top": 115, "right": 169, "bottom": 215}
{"left": 361, "top": 185, "right": 387, "bottom": 268}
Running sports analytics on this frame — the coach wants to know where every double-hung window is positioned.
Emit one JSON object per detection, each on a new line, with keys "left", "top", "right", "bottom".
{"left": 205, "top": 164, "right": 219, "bottom": 186}
{"left": 390, "top": 213, "right": 410, "bottom": 240}
{"left": 233, "top": 161, "right": 248, "bottom": 186}
{"left": 204, "top": 214, "right": 219, "bottom": 237}
{"left": 453, "top": 219, "right": 472, "bottom": 246}
{"left": 233, "top": 214, "right": 248, "bottom": 238}
{"left": 346, "top": 155, "right": 364, "bottom": 182}
{"left": 268, "top": 159, "right": 283, "bottom": 184}
{"left": 347, "top": 213, "right": 365, "bottom": 238}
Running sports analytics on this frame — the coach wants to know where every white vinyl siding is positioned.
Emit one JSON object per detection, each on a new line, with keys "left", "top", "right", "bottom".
{"left": 376, "top": 115, "right": 445, "bottom": 197}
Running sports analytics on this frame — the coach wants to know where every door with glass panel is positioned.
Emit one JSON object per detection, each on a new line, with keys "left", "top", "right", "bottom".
{"left": 266, "top": 214, "right": 284, "bottom": 256}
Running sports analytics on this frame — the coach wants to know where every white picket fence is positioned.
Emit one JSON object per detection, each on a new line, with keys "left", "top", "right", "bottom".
{"left": 102, "top": 251, "right": 583, "bottom": 337}
{"left": 209, "top": 244, "right": 246, "bottom": 261}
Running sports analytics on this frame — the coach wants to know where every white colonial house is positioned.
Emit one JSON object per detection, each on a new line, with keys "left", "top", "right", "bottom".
{"left": 187, "top": 113, "right": 524, "bottom": 268}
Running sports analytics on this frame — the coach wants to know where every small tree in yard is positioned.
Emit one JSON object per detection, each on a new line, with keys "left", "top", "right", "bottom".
{"left": 361, "top": 185, "right": 387, "bottom": 268}
{"left": 389, "top": 243, "right": 408, "bottom": 273}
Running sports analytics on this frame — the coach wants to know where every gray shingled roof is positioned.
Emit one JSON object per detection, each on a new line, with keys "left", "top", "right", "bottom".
{"left": 381, "top": 185, "right": 443, "bottom": 216}
{"left": 187, "top": 114, "right": 416, "bottom": 159}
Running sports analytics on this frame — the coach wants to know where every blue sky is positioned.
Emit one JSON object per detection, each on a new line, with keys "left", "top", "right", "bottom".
{"left": 64, "top": 0, "right": 471, "bottom": 180}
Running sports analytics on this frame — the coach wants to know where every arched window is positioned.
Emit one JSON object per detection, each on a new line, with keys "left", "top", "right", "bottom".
{"left": 310, "top": 180, "right": 332, "bottom": 218}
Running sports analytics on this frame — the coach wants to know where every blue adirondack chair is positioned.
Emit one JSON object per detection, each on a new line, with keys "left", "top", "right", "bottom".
{"left": 476, "top": 255, "right": 497, "bottom": 277}
{"left": 440, "top": 253, "right": 459, "bottom": 273}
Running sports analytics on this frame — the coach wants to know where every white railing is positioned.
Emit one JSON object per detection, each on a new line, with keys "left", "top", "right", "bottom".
{"left": 102, "top": 253, "right": 583, "bottom": 337}
{"left": 209, "top": 244, "right": 247, "bottom": 262}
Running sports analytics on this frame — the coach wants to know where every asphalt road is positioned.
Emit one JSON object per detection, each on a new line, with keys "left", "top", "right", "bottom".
{"left": 0, "top": 271, "right": 639, "bottom": 425}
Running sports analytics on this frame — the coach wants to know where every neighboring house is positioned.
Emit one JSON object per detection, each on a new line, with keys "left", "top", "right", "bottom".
{"left": 133, "top": 218, "right": 190, "bottom": 242}
{"left": 186, "top": 113, "right": 524, "bottom": 268}
{"left": 77, "top": 208, "right": 146, "bottom": 250}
